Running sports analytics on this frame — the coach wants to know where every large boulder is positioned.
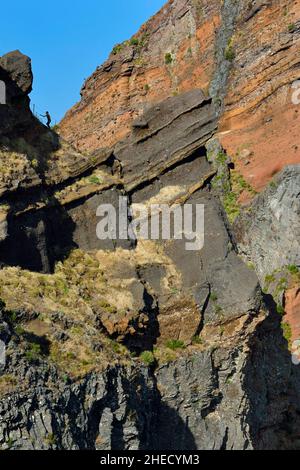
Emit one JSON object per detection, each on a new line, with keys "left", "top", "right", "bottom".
{"left": 0, "top": 50, "right": 33, "bottom": 95}
{"left": 0, "top": 51, "right": 34, "bottom": 137}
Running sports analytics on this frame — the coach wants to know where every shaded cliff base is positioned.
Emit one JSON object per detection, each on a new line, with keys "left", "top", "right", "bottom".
{"left": 0, "top": 293, "right": 300, "bottom": 450}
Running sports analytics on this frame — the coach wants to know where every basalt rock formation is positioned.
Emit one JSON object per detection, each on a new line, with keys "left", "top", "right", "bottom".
{"left": 235, "top": 165, "right": 300, "bottom": 283}
{"left": 0, "top": 0, "right": 300, "bottom": 451}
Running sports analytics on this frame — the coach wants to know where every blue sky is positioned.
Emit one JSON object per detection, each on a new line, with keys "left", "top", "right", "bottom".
{"left": 0, "top": 0, "right": 165, "bottom": 123}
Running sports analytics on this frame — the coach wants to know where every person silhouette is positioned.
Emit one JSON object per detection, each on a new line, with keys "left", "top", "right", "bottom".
{"left": 40, "top": 111, "right": 52, "bottom": 128}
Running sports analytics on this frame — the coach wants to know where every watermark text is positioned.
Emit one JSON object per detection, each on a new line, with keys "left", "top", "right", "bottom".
{"left": 96, "top": 197, "right": 205, "bottom": 251}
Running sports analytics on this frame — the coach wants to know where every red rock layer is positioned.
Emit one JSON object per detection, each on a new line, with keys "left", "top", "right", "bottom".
{"left": 285, "top": 287, "right": 300, "bottom": 344}
{"left": 60, "top": 0, "right": 220, "bottom": 151}
{"left": 220, "top": 0, "right": 300, "bottom": 192}
{"left": 60, "top": 0, "right": 300, "bottom": 192}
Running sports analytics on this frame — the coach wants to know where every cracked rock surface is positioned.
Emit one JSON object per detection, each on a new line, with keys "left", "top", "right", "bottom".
{"left": 0, "top": 2, "right": 300, "bottom": 451}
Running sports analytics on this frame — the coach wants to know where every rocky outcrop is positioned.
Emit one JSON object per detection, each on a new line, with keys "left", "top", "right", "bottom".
{"left": 60, "top": 0, "right": 223, "bottom": 152}
{"left": 234, "top": 165, "right": 300, "bottom": 391}
{"left": 0, "top": 51, "right": 34, "bottom": 137}
{"left": 1, "top": 297, "right": 300, "bottom": 450}
{"left": 60, "top": 0, "right": 300, "bottom": 195}
{"left": 0, "top": 51, "right": 110, "bottom": 197}
{"left": 0, "top": 65, "right": 260, "bottom": 356}
{"left": 235, "top": 165, "right": 300, "bottom": 282}
{"left": 115, "top": 89, "right": 217, "bottom": 191}
{"left": 0, "top": 50, "right": 33, "bottom": 95}
{"left": 219, "top": 0, "right": 300, "bottom": 192}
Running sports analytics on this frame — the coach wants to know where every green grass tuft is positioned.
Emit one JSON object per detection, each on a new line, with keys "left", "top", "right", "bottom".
{"left": 25, "top": 343, "right": 42, "bottom": 363}
{"left": 166, "top": 339, "right": 185, "bottom": 351}
{"left": 281, "top": 322, "right": 292, "bottom": 348}
{"left": 225, "top": 44, "right": 235, "bottom": 62}
{"left": 139, "top": 350, "right": 155, "bottom": 366}
{"left": 165, "top": 53, "right": 173, "bottom": 65}
{"left": 287, "top": 265, "right": 299, "bottom": 275}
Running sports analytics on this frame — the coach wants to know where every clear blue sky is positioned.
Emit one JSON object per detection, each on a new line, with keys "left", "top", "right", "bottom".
{"left": 0, "top": 0, "right": 165, "bottom": 124}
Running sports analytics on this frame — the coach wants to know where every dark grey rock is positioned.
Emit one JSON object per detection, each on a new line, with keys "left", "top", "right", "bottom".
{"left": 0, "top": 50, "right": 33, "bottom": 95}
{"left": 235, "top": 165, "right": 300, "bottom": 281}
{"left": 115, "top": 89, "right": 217, "bottom": 191}
{"left": 1, "top": 304, "right": 300, "bottom": 450}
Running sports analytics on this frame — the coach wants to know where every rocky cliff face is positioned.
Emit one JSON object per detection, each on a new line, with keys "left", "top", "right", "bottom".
{"left": 0, "top": 0, "right": 299, "bottom": 451}
{"left": 61, "top": 0, "right": 300, "bottom": 193}
{"left": 235, "top": 165, "right": 300, "bottom": 283}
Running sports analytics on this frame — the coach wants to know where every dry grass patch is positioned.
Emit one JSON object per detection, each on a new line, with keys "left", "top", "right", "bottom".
{"left": 0, "top": 374, "right": 18, "bottom": 395}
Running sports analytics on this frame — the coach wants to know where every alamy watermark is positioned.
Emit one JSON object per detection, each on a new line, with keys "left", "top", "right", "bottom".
{"left": 96, "top": 197, "right": 205, "bottom": 251}
{"left": 0, "top": 80, "right": 6, "bottom": 105}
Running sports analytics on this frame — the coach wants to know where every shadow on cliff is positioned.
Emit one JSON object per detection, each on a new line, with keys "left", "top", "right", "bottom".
{"left": 0, "top": 197, "right": 77, "bottom": 273}
{"left": 84, "top": 368, "right": 197, "bottom": 451}
{"left": 0, "top": 71, "right": 80, "bottom": 273}
{"left": 243, "top": 293, "right": 300, "bottom": 450}
{"left": 152, "top": 373, "right": 198, "bottom": 451}
{"left": 122, "top": 288, "right": 161, "bottom": 355}
{"left": 0, "top": 60, "right": 62, "bottom": 180}
{"left": 1, "top": 116, "right": 61, "bottom": 190}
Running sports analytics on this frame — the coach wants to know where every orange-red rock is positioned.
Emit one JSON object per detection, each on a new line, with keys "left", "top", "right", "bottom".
{"left": 60, "top": 0, "right": 220, "bottom": 151}
{"left": 220, "top": 0, "right": 300, "bottom": 192}
{"left": 285, "top": 287, "right": 300, "bottom": 343}
{"left": 60, "top": 0, "right": 300, "bottom": 195}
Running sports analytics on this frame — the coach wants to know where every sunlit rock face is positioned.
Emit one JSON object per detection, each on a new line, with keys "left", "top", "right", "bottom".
{"left": 0, "top": 0, "right": 300, "bottom": 451}
{"left": 60, "top": 0, "right": 300, "bottom": 194}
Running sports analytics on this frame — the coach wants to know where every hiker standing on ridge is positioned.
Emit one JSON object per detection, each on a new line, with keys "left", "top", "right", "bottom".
{"left": 40, "top": 111, "right": 52, "bottom": 128}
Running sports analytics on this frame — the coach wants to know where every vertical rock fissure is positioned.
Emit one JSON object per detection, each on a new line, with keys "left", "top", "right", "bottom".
{"left": 209, "top": 0, "right": 242, "bottom": 111}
